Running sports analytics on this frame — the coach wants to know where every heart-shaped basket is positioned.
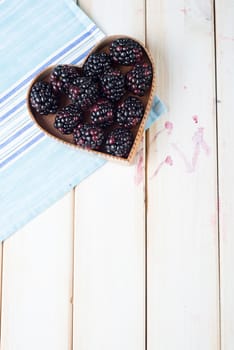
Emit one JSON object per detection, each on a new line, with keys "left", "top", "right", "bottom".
{"left": 27, "top": 35, "right": 156, "bottom": 164}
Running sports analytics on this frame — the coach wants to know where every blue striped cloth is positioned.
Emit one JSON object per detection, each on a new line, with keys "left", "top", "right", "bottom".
{"left": 0, "top": 0, "right": 165, "bottom": 241}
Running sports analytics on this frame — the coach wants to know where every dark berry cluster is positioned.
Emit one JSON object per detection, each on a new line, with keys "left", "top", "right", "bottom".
{"left": 105, "top": 128, "right": 133, "bottom": 158}
{"left": 30, "top": 81, "right": 59, "bottom": 115}
{"left": 68, "top": 77, "right": 99, "bottom": 109}
{"left": 99, "top": 69, "right": 125, "bottom": 102}
{"left": 110, "top": 38, "right": 143, "bottom": 65}
{"left": 29, "top": 37, "right": 153, "bottom": 158}
{"left": 116, "top": 96, "right": 144, "bottom": 128}
{"left": 50, "top": 65, "right": 81, "bottom": 94}
{"left": 73, "top": 124, "right": 104, "bottom": 150}
{"left": 83, "top": 52, "right": 111, "bottom": 79}
{"left": 90, "top": 99, "right": 114, "bottom": 128}
{"left": 126, "top": 63, "right": 152, "bottom": 96}
{"left": 54, "top": 104, "right": 83, "bottom": 134}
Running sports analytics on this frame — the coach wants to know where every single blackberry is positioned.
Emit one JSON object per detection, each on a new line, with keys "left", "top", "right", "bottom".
{"left": 54, "top": 104, "right": 83, "bottom": 134}
{"left": 100, "top": 69, "right": 125, "bottom": 102}
{"left": 83, "top": 52, "right": 111, "bottom": 79}
{"left": 30, "top": 81, "right": 59, "bottom": 115}
{"left": 109, "top": 38, "right": 143, "bottom": 65}
{"left": 50, "top": 65, "right": 81, "bottom": 94}
{"left": 126, "top": 63, "right": 152, "bottom": 96}
{"left": 90, "top": 99, "right": 115, "bottom": 128}
{"left": 68, "top": 77, "right": 99, "bottom": 110}
{"left": 73, "top": 124, "right": 104, "bottom": 150}
{"left": 116, "top": 96, "right": 144, "bottom": 128}
{"left": 105, "top": 128, "right": 133, "bottom": 158}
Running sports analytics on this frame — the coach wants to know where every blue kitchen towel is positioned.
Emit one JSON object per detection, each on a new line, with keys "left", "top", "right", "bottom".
{"left": 0, "top": 0, "right": 166, "bottom": 241}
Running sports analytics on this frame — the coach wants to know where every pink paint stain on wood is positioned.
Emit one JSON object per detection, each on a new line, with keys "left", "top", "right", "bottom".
{"left": 151, "top": 129, "right": 165, "bottom": 143}
{"left": 171, "top": 143, "right": 193, "bottom": 172}
{"left": 151, "top": 121, "right": 174, "bottom": 143}
{"left": 220, "top": 35, "right": 234, "bottom": 42}
{"left": 193, "top": 127, "right": 210, "bottom": 155}
{"left": 136, "top": 146, "right": 143, "bottom": 157}
{"left": 180, "top": 7, "right": 191, "bottom": 15}
{"left": 172, "top": 126, "right": 210, "bottom": 172}
{"left": 165, "top": 155, "right": 173, "bottom": 166}
{"left": 152, "top": 155, "right": 173, "bottom": 178}
{"left": 192, "top": 115, "right": 198, "bottom": 124}
{"left": 165, "top": 121, "right": 173, "bottom": 134}
{"left": 135, "top": 152, "right": 144, "bottom": 185}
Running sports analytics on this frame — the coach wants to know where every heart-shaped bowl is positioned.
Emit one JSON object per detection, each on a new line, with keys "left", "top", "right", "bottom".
{"left": 27, "top": 35, "right": 156, "bottom": 164}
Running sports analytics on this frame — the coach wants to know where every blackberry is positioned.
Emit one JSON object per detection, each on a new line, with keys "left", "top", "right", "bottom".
{"left": 100, "top": 69, "right": 125, "bottom": 102}
{"left": 68, "top": 77, "right": 99, "bottom": 110}
{"left": 30, "top": 81, "right": 59, "bottom": 115}
{"left": 126, "top": 63, "right": 152, "bottom": 96}
{"left": 116, "top": 96, "right": 144, "bottom": 128}
{"left": 73, "top": 124, "right": 104, "bottom": 150}
{"left": 90, "top": 99, "right": 114, "bottom": 128}
{"left": 110, "top": 38, "right": 143, "bottom": 65}
{"left": 83, "top": 52, "right": 111, "bottom": 79}
{"left": 54, "top": 104, "right": 83, "bottom": 134}
{"left": 50, "top": 65, "right": 81, "bottom": 94}
{"left": 105, "top": 128, "right": 133, "bottom": 158}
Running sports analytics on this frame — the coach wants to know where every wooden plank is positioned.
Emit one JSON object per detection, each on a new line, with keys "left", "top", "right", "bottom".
{"left": 146, "top": 0, "right": 220, "bottom": 349}
{"left": 73, "top": 1, "right": 146, "bottom": 350}
{"left": 78, "top": 0, "right": 145, "bottom": 38}
{"left": 215, "top": 1, "right": 234, "bottom": 349}
{"left": 0, "top": 193, "right": 74, "bottom": 350}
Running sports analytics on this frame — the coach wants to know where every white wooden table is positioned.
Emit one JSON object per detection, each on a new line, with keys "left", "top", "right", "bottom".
{"left": 0, "top": 0, "right": 233, "bottom": 349}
